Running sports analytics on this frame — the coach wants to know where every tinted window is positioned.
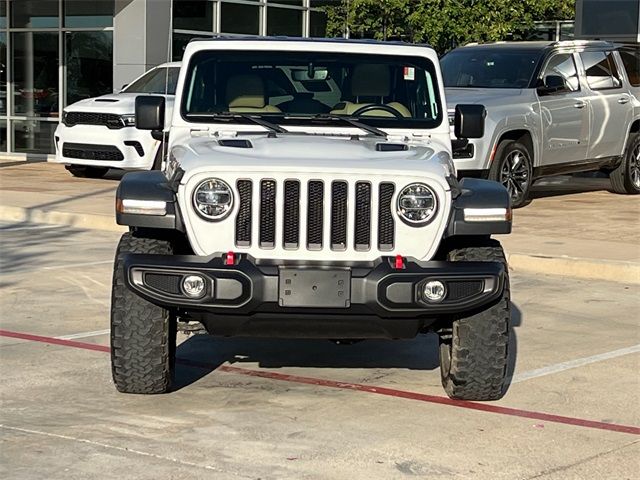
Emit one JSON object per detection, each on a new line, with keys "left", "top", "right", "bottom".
{"left": 542, "top": 54, "right": 580, "bottom": 92}
{"left": 619, "top": 49, "right": 640, "bottom": 87}
{"left": 580, "top": 51, "right": 622, "bottom": 90}
{"left": 124, "top": 67, "right": 180, "bottom": 95}
{"left": 441, "top": 50, "right": 539, "bottom": 88}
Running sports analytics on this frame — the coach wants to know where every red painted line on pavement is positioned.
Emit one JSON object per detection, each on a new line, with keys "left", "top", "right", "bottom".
{"left": 3, "top": 328, "right": 639, "bottom": 436}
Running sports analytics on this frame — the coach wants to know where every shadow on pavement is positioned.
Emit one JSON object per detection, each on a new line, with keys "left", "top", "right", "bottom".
{"left": 173, "top": 302, "right": 523, "bottom": 395}
{"left": 529, "top": 174, "right": 612, "bottom": 200}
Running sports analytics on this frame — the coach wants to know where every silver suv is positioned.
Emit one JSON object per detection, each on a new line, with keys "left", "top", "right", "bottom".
{"left": 441, "top": 41, "right": 640, "bottom": 207}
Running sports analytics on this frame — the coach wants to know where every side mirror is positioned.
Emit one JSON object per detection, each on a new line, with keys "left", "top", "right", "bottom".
{"left": 537, "top": 75, "right": 565, "bottom": 96}
{"left": 135, "top": 95, "right": 165, "bottom": 130}
{"left": 454, "top": 104, "right": 485, "bottom": 139}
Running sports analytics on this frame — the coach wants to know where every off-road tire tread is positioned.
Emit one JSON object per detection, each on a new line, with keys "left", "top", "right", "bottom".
{"left": 610, "top": 133, "right": 640, "bottom": 195}
{"left": 111, "top": 232, "right": 176, "bottom": 394}
{"left": 440, "top": 239, "right": 510, "bottom": 401}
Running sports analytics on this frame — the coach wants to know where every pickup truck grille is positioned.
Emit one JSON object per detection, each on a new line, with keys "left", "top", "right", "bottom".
{"left": 235, "top": 179, "right": 395, "bottom": 252}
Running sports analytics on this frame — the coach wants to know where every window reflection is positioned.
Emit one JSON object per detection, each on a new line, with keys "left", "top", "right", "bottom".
{"left": 66, "top": 32, "right": 113, "bottom": 105}
{"left": 221, "top": 3, "right": 260, "bottom": 35}
{"left": 173, "top": 0, "right": 213, "bottom": 31}
{"left": 267, "top": 7, "right": 302, "bottom": 36}
{"left": 13, "top": 120, "right": 57, "bottom": 154}
{"left": 65, "top": 0, "right": 114, "bottom": 28}
{"left": 12, "top": 32, "right": 59, "bottom": 118}
{"left": 11, "top": 0, "right": 59, "bottom": 28}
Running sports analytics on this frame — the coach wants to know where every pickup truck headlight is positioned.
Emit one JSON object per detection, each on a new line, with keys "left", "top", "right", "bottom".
{"left": 193, "top": 178, "right": 233, "bottom": 221}
{"left": 397, "top": 183, "right": 438, "bottom": 225}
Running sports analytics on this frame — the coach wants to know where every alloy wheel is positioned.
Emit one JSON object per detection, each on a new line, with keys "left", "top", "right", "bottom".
{"left": 498, "top": 149, "right": 531, "bottom": 204}
{"left": 631, "top": 143, "right": 640, "bottom": 190}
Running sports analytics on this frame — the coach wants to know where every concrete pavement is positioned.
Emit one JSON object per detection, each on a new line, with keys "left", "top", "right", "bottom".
{"left": 1, "top": 161, "right": 639, "bottom": 283}
{"left": 0, "top": 221, "right": 639, "bottom": 479}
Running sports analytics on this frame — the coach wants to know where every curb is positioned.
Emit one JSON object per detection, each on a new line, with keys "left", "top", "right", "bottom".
{"left": 1, "top": 205, "right": 638, "bottom": 284}
{"left": 507, "top": 253, "right": 640, "bottom": 285}
{"left": 0, "top": 205, "right": 126, "bottom": 233}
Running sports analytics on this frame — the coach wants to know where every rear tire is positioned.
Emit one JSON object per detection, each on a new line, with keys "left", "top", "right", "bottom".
{"left": 610, "top": 133, "right": 640, "bottom": 194}
{"left": 111, "top": 231, "right": 176, "bottom": 394}
{"left": 438, "top": 239, "right": 511, "bottom": 401}
{"left": 489, "top": 140, "right": 533, "bottom": 208}
{"left": 65, "top": 165, "right": 109, "bottom": 178}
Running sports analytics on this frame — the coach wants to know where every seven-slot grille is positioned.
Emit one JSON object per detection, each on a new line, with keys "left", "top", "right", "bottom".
{"left": 235, "top": 179, "right": 395, "bottom": 252}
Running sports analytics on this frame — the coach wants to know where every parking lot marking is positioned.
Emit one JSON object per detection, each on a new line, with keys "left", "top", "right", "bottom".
{"left": 1, "top": 328, "right": 639, "bottom": 436}
{"left": 0, "top": 424, "right": 244, "bottom": 476}
{"left": 56, "top": 329, "right": 111, "bottom": 340}
{"left": 511, "top": 344, "right": 640, "bottom": 384}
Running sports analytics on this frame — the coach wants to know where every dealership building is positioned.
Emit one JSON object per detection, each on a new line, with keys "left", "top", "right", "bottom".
{"left": 0, "top": 0, "right": 330, "bottom": 157}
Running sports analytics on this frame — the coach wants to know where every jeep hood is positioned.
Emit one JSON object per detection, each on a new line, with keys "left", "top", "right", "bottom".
{"left": 172, "top": 135, "right": 455, "bottom": 183}
{"left": 445, "top": 87, "right": 524, "bottom": 110}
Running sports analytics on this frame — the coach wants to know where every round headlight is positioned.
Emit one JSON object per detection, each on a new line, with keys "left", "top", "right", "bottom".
{"left": 397, "top": 183, "right": 438, "bottom": 225}
{"left": 193, "top": 178, "right": 233, "bottom": 221}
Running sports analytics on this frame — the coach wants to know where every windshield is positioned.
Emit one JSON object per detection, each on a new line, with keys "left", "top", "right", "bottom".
{"left": 441, "top": 50, "right": 540, "bottom": 88}
{"left": 181, "top": 50, "right": 443, "bottom": 129}
{"left": 124, "top": 67, "right": 180, "bottom": 94}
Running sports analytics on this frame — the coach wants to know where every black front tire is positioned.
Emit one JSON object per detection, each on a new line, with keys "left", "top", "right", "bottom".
{"left": 111, "top": 232, "right": 176, "bottom": 394}
{"left": 65, "top": 165, "right": 109, "bottom": 178}
{"left": 438, "top": 239, "right": 511, "bottom": 401}
{"left": 489, "top": 140, "right": 533, "bottom": 208}
{"left": 610, "top": 133, "right": 640, "bottom": 194}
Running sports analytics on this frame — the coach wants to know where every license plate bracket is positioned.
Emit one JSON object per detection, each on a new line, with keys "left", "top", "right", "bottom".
{"left": 278, "top": 269, "right": 351, "bottom": 308}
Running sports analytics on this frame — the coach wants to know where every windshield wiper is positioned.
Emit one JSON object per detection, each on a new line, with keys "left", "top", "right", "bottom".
{"left": 311, "top": 114, "right": 387, "bottom": 138}
{"left": 186, "top": 112, "right": 289, "bottom": 134}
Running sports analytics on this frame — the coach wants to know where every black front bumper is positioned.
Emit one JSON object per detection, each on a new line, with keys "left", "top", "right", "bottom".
{"left": 124, "top": 254, "right": 505, "bottom": 337}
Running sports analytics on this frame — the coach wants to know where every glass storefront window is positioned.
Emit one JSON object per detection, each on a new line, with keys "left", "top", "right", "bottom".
{"left": 267, "top": 7, "right": 302, "bottom": 36}
{"left": 66, "top": 31, "right": 113, "bottom": 105}
{"left": 12, "top": 32, "right": 59, "bottom": 118}
{"left": 11, "top": 0, "right": 59, "bottom": 29}
{"left": 310, "top": 10, "right": 327, "bottom": 37}
{"left": 173, "top": 0, "right": 213, "bottom": 32}
{"left": 1, "top": 33, "right": 6, "bottom": 115}
{"left": 173, "top": 33, "right": 212, "bottom": 61}
{"left": 1, "top": 1, "right": 6, "bottom": 29}
{"left": 65, "top": 0, "right": 114, "bottom": 28}
{"left": 1, "top": 120, "right": 6, "bottom": 152}
{"left": 269, "top": 0, "right": 303, "bottom": 5}
{"left": 12, "top": 120, "right": 57, "bottom": 154}
{"left": 220, "top": 3, "right": 260, "bottom": 35}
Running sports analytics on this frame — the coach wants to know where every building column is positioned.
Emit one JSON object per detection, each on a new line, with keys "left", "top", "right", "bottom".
{"left": 113, "top": 0, "right": 172, "bottom": 91}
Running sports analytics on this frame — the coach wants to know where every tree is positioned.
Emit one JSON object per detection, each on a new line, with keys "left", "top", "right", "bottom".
{"left": 323, "top": 0, "right": 575, "bottom": 53}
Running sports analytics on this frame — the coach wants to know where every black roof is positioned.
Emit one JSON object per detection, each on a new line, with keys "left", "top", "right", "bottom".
{"left": 455, "top": 40, "right": 616, "bottom": 53}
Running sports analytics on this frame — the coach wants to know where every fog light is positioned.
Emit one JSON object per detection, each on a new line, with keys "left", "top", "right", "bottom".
{"left": 182, "top": 275, "right": 206, "bottom": 298}
{"left": 423, "top": 280, "right": 446, "bottom": 302}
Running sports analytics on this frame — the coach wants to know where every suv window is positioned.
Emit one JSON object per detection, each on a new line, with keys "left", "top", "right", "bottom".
{"left": 124, "top": 67, "right": 180, "bottom": 95}
{"left": 441, "top": 50, "right": 539, "bottom": 88}
{"left": 580, "top": 51, "right": 622, "bottom": 90}
{"left": 619, "top": 48, "right": 640, "bottom": 87}
{"left": 541, "top": 53, "right": 580, "bottom": 92}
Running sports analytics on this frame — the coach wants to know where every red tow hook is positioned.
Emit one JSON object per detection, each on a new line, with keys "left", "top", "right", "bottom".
{"left": 224, "top": 251, "right": 236, "bottom": 266}
{"left": 394, "top": 255, "right": 405, "bottom": 270}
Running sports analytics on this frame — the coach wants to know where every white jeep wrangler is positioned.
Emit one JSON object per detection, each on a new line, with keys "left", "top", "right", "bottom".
{"left": 111, "top": 38, "right": 513, "bottom": 401}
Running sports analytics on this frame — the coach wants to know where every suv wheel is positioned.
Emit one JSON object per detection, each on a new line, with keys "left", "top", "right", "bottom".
{"left": 111, "top": 232, "right": 176, "bottom": 394}
{"left": 489, "top": 140, "right": 533, "bottom": 208}
{"left": 610, "top": 133, "right": 640, "bottom": 194}
{"left": 438, "top": 239, "right": 511, "bottom": 401}
{"left": 65, "top": 165, "right": 109, "bottom": 178}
